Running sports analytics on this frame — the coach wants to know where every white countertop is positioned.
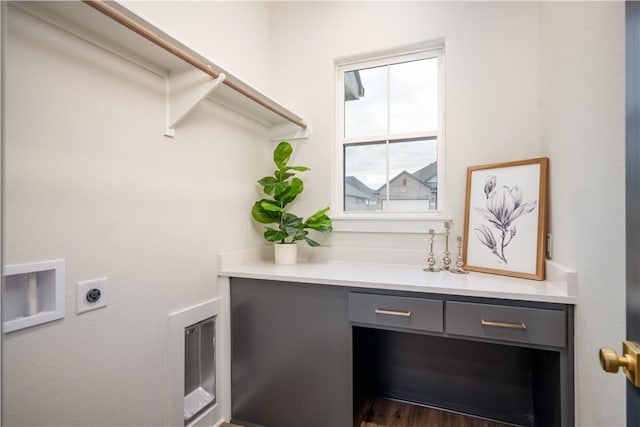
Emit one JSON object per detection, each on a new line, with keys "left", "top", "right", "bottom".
{"left": 217, "top": 247, "right": 577, "bottom": 304}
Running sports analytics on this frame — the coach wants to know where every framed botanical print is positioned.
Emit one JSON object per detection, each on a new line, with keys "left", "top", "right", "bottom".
{"left": 463, "top": 157, "right": 549, "bottom": 280}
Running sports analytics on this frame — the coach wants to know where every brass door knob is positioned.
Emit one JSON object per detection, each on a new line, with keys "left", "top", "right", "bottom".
{"left": 599, "top": 341, "right": 640, "bottom": 387}
{"left": 599, "top": 347, "right": 632, "bottom": 373}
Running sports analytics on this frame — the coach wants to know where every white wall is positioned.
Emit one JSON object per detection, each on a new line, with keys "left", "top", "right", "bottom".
{"left": 270, "top": 1, "right": 543, "bottom": 243}
{"left": 3, "top": 4, "right": 271, "bottom": 426}
{"left": 540, "top": 2, "right": 626, "bottom": 426}
{"left": 3, "top": 1, "right": 628, "bottom": 426}
{"left": 122, "top": 1, "right": 274, "bottom": 95}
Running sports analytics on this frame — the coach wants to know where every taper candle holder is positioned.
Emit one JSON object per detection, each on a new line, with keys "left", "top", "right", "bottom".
{"left": 442, "top": 221, "right": 452, "bottom": 271}
{"left": 450, "top": 235, "right": 469, "bottom": 274}
{"left": 423, "top": 229, "right": 441, "bottom": 272}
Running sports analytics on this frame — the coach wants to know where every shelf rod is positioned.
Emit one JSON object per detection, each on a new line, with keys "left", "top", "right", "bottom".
{"left": 82, "top": 0, "right": 308, "bottom": 130}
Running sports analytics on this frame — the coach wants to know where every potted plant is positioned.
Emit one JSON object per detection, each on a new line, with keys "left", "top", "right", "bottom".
{"left": 251, "top": 141, "right": 333, "bottom": 264}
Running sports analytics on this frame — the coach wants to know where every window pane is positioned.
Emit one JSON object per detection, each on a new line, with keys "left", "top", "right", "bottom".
{"left": 344, "top": 66, "right": 388, "bottom": 138}
{"left": 386, "top": 139, "right": 438, "bottom": 211}
{"left": 344, "top": 142, "right": 386, "bottom": 212}
{"left": 389, "top": 58, "right": 438, "bottom": 134}
{"left": 344, "top": 139, "right": 438, "bottom": 212}
{"left": 339, "top": 48, "right": 443, "bottom": 217}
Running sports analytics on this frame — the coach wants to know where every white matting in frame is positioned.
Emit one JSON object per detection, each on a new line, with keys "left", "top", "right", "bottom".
{"left": 463, "top": 157, "right": 548, "bottom": 280}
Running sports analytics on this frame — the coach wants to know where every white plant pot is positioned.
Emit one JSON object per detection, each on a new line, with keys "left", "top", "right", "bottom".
{"left": 274, "top": 243, "right": 297, "bottom": 265}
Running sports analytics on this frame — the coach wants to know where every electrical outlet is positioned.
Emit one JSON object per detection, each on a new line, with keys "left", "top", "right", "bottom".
{"left": 77, "top": 277, "right": 108, "bottom": 314}
{"left": 546, "top": 233, "right": 553, "bottom": 259}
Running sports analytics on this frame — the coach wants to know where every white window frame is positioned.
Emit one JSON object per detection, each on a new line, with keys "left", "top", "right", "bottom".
{"left": 333, "top": 43, "right": 450, "bottom": 233}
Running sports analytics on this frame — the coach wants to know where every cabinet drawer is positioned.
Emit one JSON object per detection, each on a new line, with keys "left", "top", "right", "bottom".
{"left": 348, "top": 293, "right": 443, "bottom": 333}
{"left": 446, "top": 301, "right": 566, "bottom": 347}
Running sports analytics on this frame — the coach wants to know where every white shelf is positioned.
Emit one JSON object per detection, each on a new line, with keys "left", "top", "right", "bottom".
{"left": 15, "top": 1, "right": 309, "bottom": 138}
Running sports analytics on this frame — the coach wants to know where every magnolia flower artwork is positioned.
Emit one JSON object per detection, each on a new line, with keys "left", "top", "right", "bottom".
{"left": 474, "top": 175, "right": 537, "bottom": 264}
{"left": 463, "top": 157, "right": 548, "bottom": 281}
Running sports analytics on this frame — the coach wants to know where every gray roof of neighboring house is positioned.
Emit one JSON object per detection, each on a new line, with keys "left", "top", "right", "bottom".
{"left": 345, "top": 176, "right": 375, "bottom": 200}
{"left": 376, "top": 170, "right": 429, "bottom": 192}
{"left": 344, "top": 70, "right": 365, "bottom": 101}
{"left": 412, "top": 161, "right": 437, "bottom": 183}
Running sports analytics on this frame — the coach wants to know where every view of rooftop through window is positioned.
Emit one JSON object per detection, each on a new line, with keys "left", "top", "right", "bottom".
{"left": 340, "top": 54, "right": 441, "bottom": 213}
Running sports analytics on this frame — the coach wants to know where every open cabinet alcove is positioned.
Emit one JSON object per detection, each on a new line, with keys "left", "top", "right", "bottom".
{"left": 352, "top": 326, "right": 561, "bottom": 427}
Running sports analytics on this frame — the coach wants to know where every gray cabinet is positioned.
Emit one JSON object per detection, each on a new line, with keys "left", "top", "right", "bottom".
{"left": 230, "top": 278, "right": 574, "bottom": 427}
{"left": 446, "top": 301, "right": 567, "bottom": 347}
{"left": 231, "top": 278, "right": 352, "bottom": 427}
{"left": 348, "top": 293, "right": 443, "bottom": 333}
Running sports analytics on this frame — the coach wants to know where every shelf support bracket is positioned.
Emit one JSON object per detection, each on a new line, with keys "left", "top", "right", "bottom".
{"left": 270, "top": 121, "right": 313, "bottom": 143}
{"left": 164, "top": 69, "right": 226, "bottom": 137}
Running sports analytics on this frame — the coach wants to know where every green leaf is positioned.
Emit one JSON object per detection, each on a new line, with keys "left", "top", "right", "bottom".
{"left": 260, "top": 200, "right": 284, "bottom": 212}
{"left": 306, "top": 218, "right": 332, "bottom": 233}
{"left": 257, "top": 176, "right": 277, "bottom": 186}
{"left": 289, "top": 228, "right": 306, "bottom": 240}
{"left": 264, "top": 228, "right": 287, "bottom": 243}
{"left": 258, "top": 176, "right": 287, "bottom": 196}
{"left": 277, "top": 213, "right": 303, "bottom": 240}
{"left": 273, "top": 181, "right": 290, "bottom": 197}
{"left": 306, "top": 207, "right": 330, "bottom": 223}
{"left": 281, "top": 212, "right": 303, "bottom": 227}
{"left": 304, "top": 237, "right": 320, "bottom": 247}
{"left": 287, "top": 166, "right": 310, "bottom": 172}
{"left": 275, "top": 170, "right": 294, "bottom": 181}
{"left": 277, "top": 178, "right": 303, "bottom": 206}
{"left": 288, "top": 229, "right": 306, "bottom": 240}
{"left": 251, "top": 201, "right": 281, "bottom": 224}
{"left": 273, "top": 141, "right": 292, "bottom": 169}
{"left": 304, "top": 207, "right": 333, "bottom": 233}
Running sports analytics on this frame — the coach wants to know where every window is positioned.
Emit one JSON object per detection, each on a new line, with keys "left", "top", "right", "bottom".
{"left": 336, "top": 46, "right": 444, "bottom": 222}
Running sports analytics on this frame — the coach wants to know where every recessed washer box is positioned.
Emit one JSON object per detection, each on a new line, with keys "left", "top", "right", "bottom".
{"left": 3, "top": 259, "right": 65, "bottom": 333}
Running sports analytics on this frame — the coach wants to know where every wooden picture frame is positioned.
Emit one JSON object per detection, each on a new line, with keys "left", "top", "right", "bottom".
{"left": 463, "top": 157, "right": 548, "bottom": 280}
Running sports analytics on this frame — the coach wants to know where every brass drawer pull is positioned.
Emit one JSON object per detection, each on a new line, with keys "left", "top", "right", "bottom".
{"left": 481, "top": 319, "right": 527, "bottom": 330}
{"left": 375, "top": 308, "right": 412, "bottom": 318}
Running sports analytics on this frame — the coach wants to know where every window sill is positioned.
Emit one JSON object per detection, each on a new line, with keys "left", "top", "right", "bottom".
{"left": 331, "top": 214, "right": 452, "bottom": 234}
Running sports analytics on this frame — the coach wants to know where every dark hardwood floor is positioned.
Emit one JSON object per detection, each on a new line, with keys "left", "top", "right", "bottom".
{"left": 355, "top": 397, "right": 515, "bottom": 427}
{"left": 225, "top": 398, "right": 515, "bottom": 427}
